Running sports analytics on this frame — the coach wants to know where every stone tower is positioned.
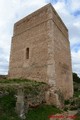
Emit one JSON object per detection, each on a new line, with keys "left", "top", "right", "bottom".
{"left": 8, "top": 3, "right": 73, "bottom": 99}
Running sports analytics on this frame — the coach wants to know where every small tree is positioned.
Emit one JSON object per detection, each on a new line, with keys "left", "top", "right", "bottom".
{"left": 73, "top": 73, "right": 80, "bottom": 83}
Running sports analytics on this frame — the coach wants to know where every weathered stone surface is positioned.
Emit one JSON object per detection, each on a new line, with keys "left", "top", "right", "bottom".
{"left": 8, "top": 3, "right": 73, "bottom": 103}
{"left": 16, "top": 87, "right": 26, "bottom": 119}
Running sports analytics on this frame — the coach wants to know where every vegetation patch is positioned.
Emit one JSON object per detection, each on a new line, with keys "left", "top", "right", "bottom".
{"left": 0, "top": 73, "right": 80, "bottom": 119}
{"left": 74, "top": 113, "right": 80, "bottom": 120}
{"left": 26, "top": 105, "right": 62, "bottom": 120}
{"left": 0, "top": 91, "right": 20, "bottom": 120}
{"left": 0, "top": 91, "right": 62, "bottom": 120}
{"left": 0, "top": 78, "right": 49, "bottom": 96}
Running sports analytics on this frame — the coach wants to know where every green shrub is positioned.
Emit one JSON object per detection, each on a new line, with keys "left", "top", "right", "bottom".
{"left": 63, "top": 107, "right": 68, "bottom": 111}
{"left": 73, "top": 73, "right": 80, "bottom": 83}
{"left": 0, "top": 91, "right": 20, "bottom": 120}
{"left": 64, "top": 100, "right": 70, "bottom": 105}
{"left": 26, "top": 105, "right": 62, "bottom": 120}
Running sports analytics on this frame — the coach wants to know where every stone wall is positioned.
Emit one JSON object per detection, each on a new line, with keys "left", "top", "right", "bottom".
{"left": 8, "top": 3, "right": 73, "bottom": 101}
{"left": 9, "top": 4, "right": 50, "bottom": 82}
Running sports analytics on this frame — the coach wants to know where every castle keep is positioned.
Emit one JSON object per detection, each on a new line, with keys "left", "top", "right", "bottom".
{"left": 8, "top": 4, "right": 73, "bottom": 100}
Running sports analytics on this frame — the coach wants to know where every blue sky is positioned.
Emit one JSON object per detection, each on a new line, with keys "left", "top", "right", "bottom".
{"left": 0, "top": 0, "right": 80, "bottom": 76}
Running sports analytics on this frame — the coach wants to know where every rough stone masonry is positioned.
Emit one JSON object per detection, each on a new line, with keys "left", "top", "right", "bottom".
{"left": 8, "top": 3, "right": 73, "bottom": 102}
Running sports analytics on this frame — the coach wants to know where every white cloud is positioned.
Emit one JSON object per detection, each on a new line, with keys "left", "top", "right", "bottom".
{"left": 73, "top": 21, "right": 80, "bottom": 28}
{"left": 70, "top": 0, "right": 80, "bottom": 12}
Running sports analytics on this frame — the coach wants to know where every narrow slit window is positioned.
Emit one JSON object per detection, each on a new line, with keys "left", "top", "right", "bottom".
{"left": 26, "top": 48, "right": 29, "bottom": 59}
